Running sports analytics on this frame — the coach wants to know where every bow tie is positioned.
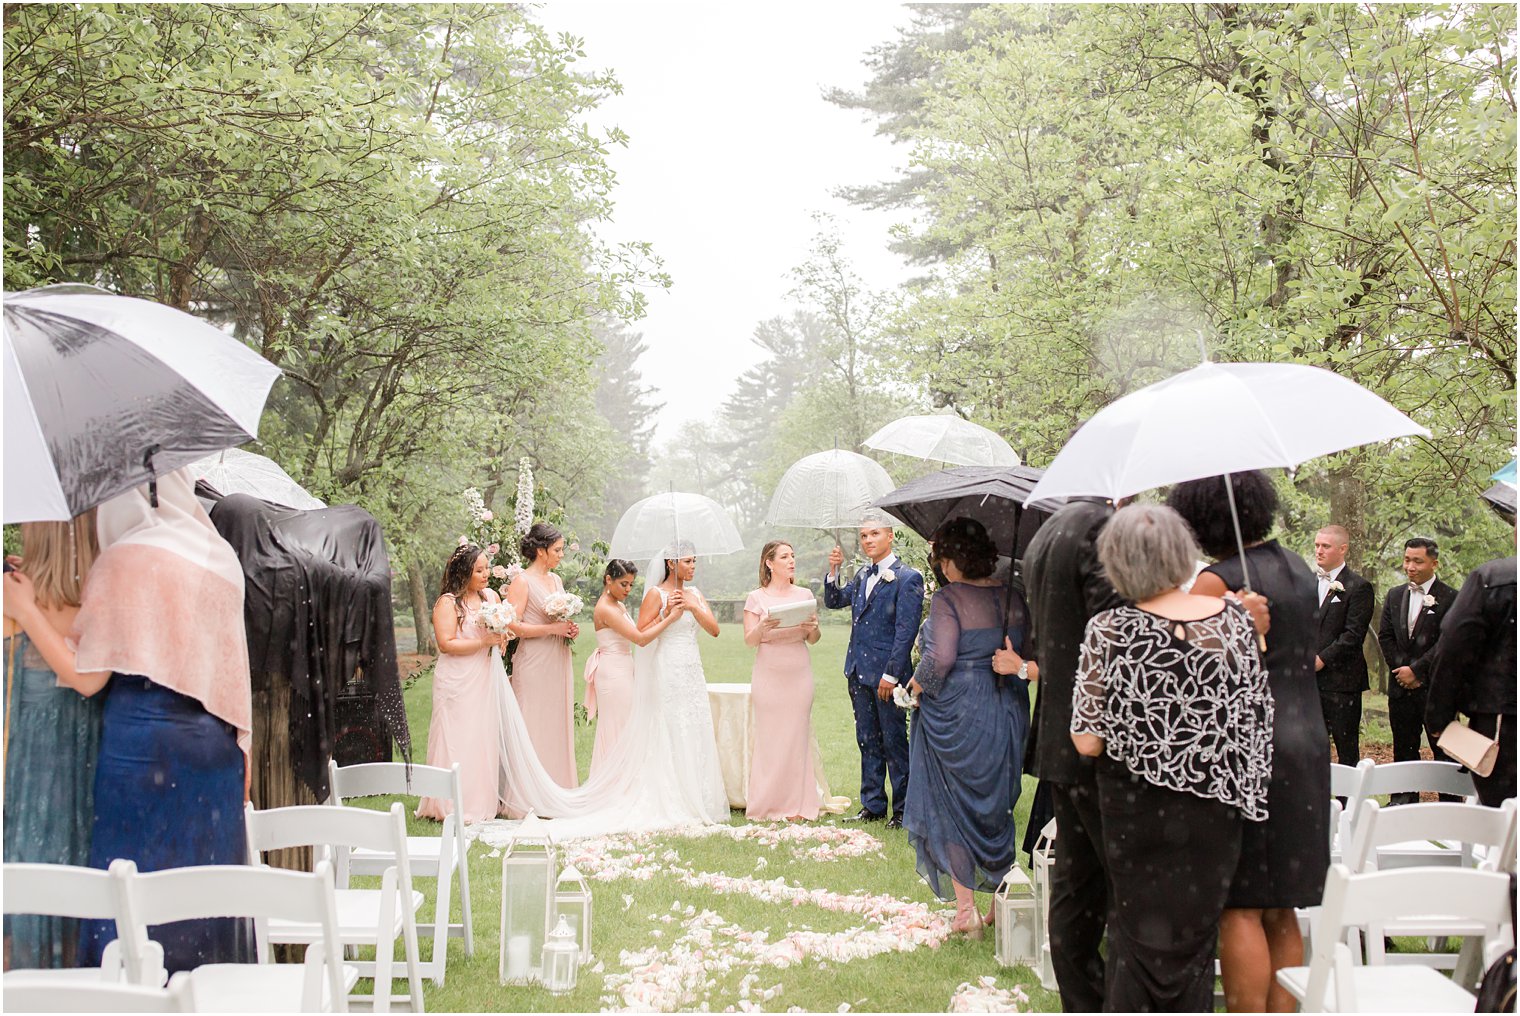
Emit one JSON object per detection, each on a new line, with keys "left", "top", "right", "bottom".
{"left": 865, "top": 563, "right": 879, "bottom": 578}
{"left": 1409, "top": 582, "right": 1424, "bottom": 595}
{"left": 1316, "top": 567, "right": 1331, "bottom": 581}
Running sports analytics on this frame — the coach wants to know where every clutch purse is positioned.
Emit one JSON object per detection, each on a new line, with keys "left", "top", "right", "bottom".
{"left": 1438, "top": 718, "right": 1502, "bottom": 778}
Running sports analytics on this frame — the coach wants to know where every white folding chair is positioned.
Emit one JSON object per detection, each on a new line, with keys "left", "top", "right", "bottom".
{"left": 1276, "top": 865, "right": 1512, "bottom": 1012}
{"left": 1329, "top": 761, "right": 1368, "bottom": 859}
{"left": 246, "top": 803, "right": 425, "bottom": 1013}
{"left": 1347, "top": 761, "right": 1478, "bottom": 869}
{"left": 328, "top": 759, "right": 474, "bottom": 985}
{"left": 117, "top": 861, "right": 355, "bottom": 1012}
{"left": 0, "top": 860, "right": 159, "bottom": 986}
{"left": 1, "top": 971, "right": 194, "bottom": 1012}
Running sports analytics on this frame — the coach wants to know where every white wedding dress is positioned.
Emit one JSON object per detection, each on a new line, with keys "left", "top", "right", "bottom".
{"left": 482, "top": 579, "right": 729, "bottom": 839}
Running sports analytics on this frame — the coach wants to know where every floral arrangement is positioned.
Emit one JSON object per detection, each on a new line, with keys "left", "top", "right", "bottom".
{"left": 892, "top": 685, "right": 919, "bottom": 710}
{"left": 477, "top": 600, "right": 517, "bottom": 636}
{"left": 514, "top": 456, "right": 535, "bottom": 538}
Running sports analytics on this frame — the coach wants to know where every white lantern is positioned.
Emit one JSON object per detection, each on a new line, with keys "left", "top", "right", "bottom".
{"left": 498, "top": 812, "right": 557, "bottom": 984}
{"left": 993, "top": 865, "right": 1039, "bottom": 967}
{"left": 541, "top": 914, "right": 581, "bottom": 996}
{"left": 554, "top": 863, "right": 594, "bottom": 963}
{"left": 1031, "top": 819, "right": 1059, "bottom": 990}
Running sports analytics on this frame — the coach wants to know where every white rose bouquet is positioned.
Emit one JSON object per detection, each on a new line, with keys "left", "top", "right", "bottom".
{"left": 478, "top": 600, "right": 517, "bottom": 637}
{"left": 542, "top": 591, "right": 584, "bottom": 644}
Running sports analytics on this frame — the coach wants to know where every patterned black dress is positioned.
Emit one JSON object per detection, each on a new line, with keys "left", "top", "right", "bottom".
{"left": 1072, "top": 601, "right": 1273, "bottom": 1012}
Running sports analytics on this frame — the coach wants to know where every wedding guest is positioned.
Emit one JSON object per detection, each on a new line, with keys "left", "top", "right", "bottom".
{"left": 2, "top": 470, "right": 252, "bottom": 974}
{"left": 1313, "top": 525, "right": 1374, "bottom": 763}
{"left": 2, "top": 512, "right": 103, "bottom": 969}
{"left": 1021, "top": 495, "right": 1124, "bottom": 1012}
{"left": 1425, "top": 552, "right": 1516, "bottom": 807}
{"left": 1071, "top": 504, "right": 1273, "bottom": 1012}
{"left": 904, "top": 518, "right": 1034, "bottom": 937}
{"left": 743, "top": 541, "right": 822, "bottom": 821}
{"left": 824, "top": 518, "right": 925, "bottom": 828}
{"left": 585, "top": 559, "right": 683, "bottom": 777}
{"left": 506, "top": 522, "right": 580, "bottom": 789}
{"left": 417, "top": 543, "right": 510, "bottom": 824}
{"left": 1377, "top": 537, "right": 1460, "bottom": 801}
{"left": 1170, "top": 472, "right": 1326, "bottom": 1013}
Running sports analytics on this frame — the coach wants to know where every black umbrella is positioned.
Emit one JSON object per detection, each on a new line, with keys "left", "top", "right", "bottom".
{"left": 1482, "top": 481, "right": 1516, "bottom": 519}
{"left": 873, "top": 464, "right": 1062, "bottom": 561}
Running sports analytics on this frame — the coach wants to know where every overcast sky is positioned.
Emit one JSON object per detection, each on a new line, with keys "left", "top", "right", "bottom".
{"left": 533, "top": 3, "right": 916, "bottom": 444}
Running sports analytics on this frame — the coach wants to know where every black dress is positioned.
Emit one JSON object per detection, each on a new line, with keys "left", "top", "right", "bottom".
{"left": 1208, "top": 541, "right": 1330, "bottom": 908}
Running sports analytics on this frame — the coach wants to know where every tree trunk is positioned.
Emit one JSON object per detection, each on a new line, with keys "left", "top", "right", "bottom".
{"left": 408, "top": 557, "right": 435, "bottom": 655}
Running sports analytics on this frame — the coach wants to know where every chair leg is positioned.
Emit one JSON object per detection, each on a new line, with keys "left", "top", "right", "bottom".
{"left": 429, "top": 860, "right": 452, "bottom": 986}
{"left": 373, "top": 870, "right": 397, "bottom": 1015}
{"left": 402, "top": 892, "right": 425, "bottom": 1013}
{"left": 458, "top": 842, "right": 475, "bottom": 958}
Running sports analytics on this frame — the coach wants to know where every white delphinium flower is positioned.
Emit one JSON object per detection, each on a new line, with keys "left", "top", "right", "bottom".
{"left": 514, "top": 457, "right": 535, "bottom": 536}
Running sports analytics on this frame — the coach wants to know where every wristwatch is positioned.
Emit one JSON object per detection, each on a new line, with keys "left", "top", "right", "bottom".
{"left": 1016, "top": 660, "right": 1029, "bottom": 681}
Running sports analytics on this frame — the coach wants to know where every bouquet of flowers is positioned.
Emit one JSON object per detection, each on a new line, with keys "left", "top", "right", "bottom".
{"left": 891, "top": 684, "right": 919, "bottom": 710}
{"left": 542, "top": 591, "right": 584, "bottom": 644}
{"left": 478, "top": 600, "right": 517, "bottom": 638}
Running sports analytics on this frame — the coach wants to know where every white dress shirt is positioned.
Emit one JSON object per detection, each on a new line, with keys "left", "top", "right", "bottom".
{"left": 864, "top": 552, "right": 898, "bottom": 602}
{"left": 1407, "top": 576, "right": 1435, "bottom": 635}
{"left": 1317, "top": 562, "right": 1345, "bottom": 605}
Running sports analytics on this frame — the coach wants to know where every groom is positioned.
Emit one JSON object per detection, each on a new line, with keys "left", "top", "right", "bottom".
{"left": 824, "top": 518, "right": 925, "bottom": 828}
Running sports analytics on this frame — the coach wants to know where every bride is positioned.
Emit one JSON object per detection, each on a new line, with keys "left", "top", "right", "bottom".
{"left": 486, "top": 545, "right": 729, "bottom": 837}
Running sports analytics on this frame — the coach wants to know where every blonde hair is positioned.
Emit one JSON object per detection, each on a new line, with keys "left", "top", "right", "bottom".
{"left": 20, "top": 508, "right": 100, "bottom": 610}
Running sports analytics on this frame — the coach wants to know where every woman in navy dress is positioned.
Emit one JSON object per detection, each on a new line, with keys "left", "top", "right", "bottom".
{"left": 3, "top": 469, "right": 253, "bottom": 973}
{"left": 905, "top": 517, "right": 1035, "bottom": 937}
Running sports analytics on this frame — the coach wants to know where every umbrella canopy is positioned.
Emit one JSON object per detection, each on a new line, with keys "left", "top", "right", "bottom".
{"left": 191, "top": 448, "right": 325, "bottom": 511}
{"left": 4, "top": 285, "right": 281, "bottom": 522}
{"left": 1492, "top": 459, "right": 1517, "bottom": 487}
{"left": 864, "top": 413, "right": 1020, "bottom": 467}
{"left": 607, "top": 491, "right": 744, "bottom": 561}
{"left": 764, "top": 449, "right": 897, "bottom": 531}
{"left": 1024, "top": 362, "right": 1430, "bottom": 505}
{"left": 1481, "top": 481, "right": 1516, "bottom": 517}
{"left": 874, "top": 465, "right": 1058, "bottom": 558}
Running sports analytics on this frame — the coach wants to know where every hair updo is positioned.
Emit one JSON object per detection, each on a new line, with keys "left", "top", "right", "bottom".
{"left": 604, "top": 559, "right": 639, "bottom": 582}
{"left": 930, "top": 516, "right": 998, "bottom": 581}
{"left": 519, "top": 522, "right": 564, "bottom": 564}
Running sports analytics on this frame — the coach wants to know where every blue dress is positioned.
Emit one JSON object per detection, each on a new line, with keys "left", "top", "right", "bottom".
{"left": 78, "top": 674, "right": 251, "bottom": 973}
{"left": 904, "top": 583, "right": 1031, "bottom": 900}
{"left": 3, "top": 633, "right": 103, "bottom": 968}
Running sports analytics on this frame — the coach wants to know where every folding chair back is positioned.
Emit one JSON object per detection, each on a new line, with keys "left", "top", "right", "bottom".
{"left": 1, "top": 972, "right": 194, "bottom": 1013}
{"left": 1355, "top": 760, "right": 1476, "bottom": 803}
{"left": 119, "top": 862, "right": 348, "bottom": 1011}
{"left": 1, "top": 860, "right": 154, "bottom": 984}
{"left": 327, "top": 760, "right": 474, "bottom": 985}
{"left": 247, "top": 802, "right": 410, "bottom": 885}
{"left": 1347, "top": 800, "right": 1516, "bottom": 873}
{"left": 1330, "top": 761, "right": 1367, "bottom": 800}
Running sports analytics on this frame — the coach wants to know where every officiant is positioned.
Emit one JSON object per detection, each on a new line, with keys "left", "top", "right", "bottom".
{"left": 824, "top": 517, "right": 925, "bottom": 828}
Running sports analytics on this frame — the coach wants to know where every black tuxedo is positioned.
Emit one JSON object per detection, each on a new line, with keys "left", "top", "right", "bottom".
{"left": 1315, "top": 564, "right": 1374, "bottom": 763}
{"left": 1377, "top": 577, "right": 1459, "bottom": 789}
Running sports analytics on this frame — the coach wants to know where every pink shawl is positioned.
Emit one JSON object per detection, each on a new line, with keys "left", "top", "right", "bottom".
{"left": 73, "top": 468, "right": 252, "bottom": 756}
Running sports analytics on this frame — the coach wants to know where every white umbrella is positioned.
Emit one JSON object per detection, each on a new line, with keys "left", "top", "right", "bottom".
{"left": 4, "top": 285, "right": 281, "bottom": 522}
{"left": 1023, "top": 361, "right": 1429, "bottom": 589}
{"left": 607, "top": 491, "right": 744, "bottom": 561}
{"left": 190, "top": 448, "right": 325, "bottom": 510}
{"left": 764, "top": 449, "right": 897, "bottom": 532}
{"left": 864, "top": 413, "right": 1020, "bottom": 466}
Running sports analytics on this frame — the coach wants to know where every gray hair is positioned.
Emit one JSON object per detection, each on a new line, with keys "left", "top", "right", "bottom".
{"left": 1096, "top": 503, "right": 1201, "bottom": 602}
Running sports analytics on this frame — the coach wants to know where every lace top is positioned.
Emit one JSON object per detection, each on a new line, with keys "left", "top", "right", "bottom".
{"left": 1071, "top": 603, "right": 1274, "bottom": 820}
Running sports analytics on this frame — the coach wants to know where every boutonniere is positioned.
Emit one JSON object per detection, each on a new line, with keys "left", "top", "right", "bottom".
{"left": 1328, "top": 580, "right": 1344, "bottom": 593}
{"left": 1422, "top": 594, "right": 1436, "bottom": 608}
{"left": 878, "top": 568, "right": 896, "bottom": 583}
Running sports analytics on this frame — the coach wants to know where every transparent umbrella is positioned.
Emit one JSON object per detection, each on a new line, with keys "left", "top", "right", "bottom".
{"left": 190, "top": 448, "right": 325, "bottom": 510}
{"left": 607, "top": 491, "right": 744, "bottom": 561}
{"left": 864, "top": 413, "right": 1020, "bottom": 467}
{"left": 764, "top": 449, "right": 897, "bottom": 548}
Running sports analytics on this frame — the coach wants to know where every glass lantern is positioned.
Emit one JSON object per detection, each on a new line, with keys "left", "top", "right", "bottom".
{"left": 498, "top": 812, "right": 558, "bottom": 984}
{"left": 1031, "top": 819, "right": 1059, "bottom": 989}
{"left": 541, "top": 914, "right": 581, "bottom": 996}
{"left": 553, "top": 863, "right": 594, "bottom": 962}
{"left": 993, "top": 864, "right": 1038, "bottom": 968}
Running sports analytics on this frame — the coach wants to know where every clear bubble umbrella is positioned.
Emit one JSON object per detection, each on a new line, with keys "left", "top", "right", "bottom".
{"left": 190, "top": 448, "right": 325, "bottom": 510}
{"left": 607, "top": 491, "right": 744, "bottom": 561}
{"left": 863, "top": 413, "right": 1020, "bottom": 467}
{"left": 764, "top": 449, "right": 897, "bottom": 549}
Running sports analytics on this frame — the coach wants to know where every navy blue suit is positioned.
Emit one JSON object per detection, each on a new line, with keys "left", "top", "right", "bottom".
{"left": 824, "top": 557, "right": 925, "bottom": 818}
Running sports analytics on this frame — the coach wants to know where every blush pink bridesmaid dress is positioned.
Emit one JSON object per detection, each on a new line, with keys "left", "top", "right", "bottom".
{"left": 743, "top": 586, "right": 822, "bottom": 821}
{"left": 418, "top": 594, "right": 503, "bottom": 824}
{"left": 509, "top": 572, "right": 579, "bottom": 788}
{"left": 584, "top": 621, "right": 635, "bottom": 776}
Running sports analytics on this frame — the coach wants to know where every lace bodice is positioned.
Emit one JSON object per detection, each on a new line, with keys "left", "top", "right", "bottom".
{"left": 1071, "top": 602, "right": 1274, "bottom": 820}
{"left": 653, "top": 585, "right": 701, "bottom": 649}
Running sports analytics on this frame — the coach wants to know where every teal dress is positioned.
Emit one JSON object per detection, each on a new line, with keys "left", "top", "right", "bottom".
{"left": 3, "top": 632, "right": 103, "bottom": 968}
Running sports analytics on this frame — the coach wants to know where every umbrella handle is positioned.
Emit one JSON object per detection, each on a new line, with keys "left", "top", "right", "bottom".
{"left": 143, "top": 444, "right": 161, "bottom": 507}
{"left": 1221, "top": 471, "right": 1268, "bottom": 653}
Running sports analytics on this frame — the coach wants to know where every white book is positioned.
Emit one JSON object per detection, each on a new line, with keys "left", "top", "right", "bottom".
{"left": 765, "top": 597, "right": 818, "bottom": 628}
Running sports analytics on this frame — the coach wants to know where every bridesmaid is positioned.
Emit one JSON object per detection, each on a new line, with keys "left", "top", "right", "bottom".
{"left": 417, "top": 543, "right": 510, "bottom": 825}
{"left": 2, "top": 512, "right": 103, "bottom": 969}
{"left": 742, "top": 541, "right": 822, "bottom": 821}
{"left": 584, "top": 560, "right": 684, "bottom": 776}
{"left": 506, "top": 523, "right": 580, "bottom": 789}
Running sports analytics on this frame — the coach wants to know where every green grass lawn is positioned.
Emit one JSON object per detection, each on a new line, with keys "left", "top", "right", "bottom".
{"left": 376, "top": 622, "right": 1056, "bottom": 1012}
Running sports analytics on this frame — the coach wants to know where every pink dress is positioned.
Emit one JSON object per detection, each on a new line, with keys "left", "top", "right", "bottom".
{"left": 744, "top": 586, "right": 822, "bottom": 821}
{"left": 418, "top": 595, "right": 501, "bottom": 824}
{"left": 584, "top": 622, "right": 634, "bottom": 777}
{"left": 509, "top": 573, "right": 579, "bottom": 789}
